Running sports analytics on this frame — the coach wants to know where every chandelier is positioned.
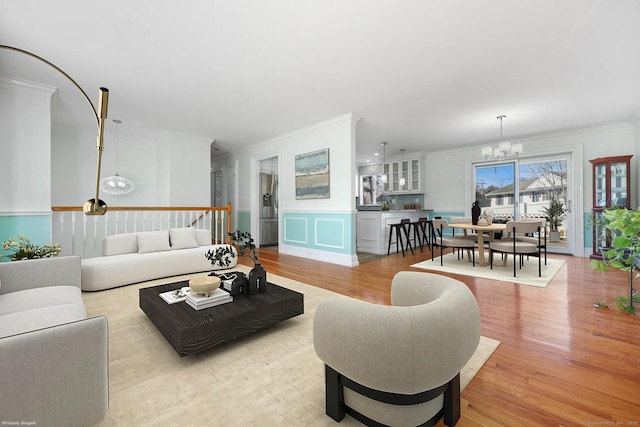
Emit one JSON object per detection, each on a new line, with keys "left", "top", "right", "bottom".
{"left": 100, "top": 119, "right": 135, "bottom": 195}
{"left": 482, "top": 115, "right": 523, "bottom": 161}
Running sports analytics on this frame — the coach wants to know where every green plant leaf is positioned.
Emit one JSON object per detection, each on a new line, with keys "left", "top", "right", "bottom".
{"left": 589, "top": 259, "right": 608, "bottom": 272}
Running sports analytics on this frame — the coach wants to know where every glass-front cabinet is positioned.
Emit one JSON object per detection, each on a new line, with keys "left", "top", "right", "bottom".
{"left": 383, "top": 163, "right": 390, "bottom": 193}
{"left": 391, "top": 162, "right": 400, "bottom": 192}
{"left": 590, "top": 155, "right": 632, "bottom": 260}
{"left": 411, "top": 159, "right": 420, "bottom": 190}
{"left": 384, "top": 158, "right": 421, "bottom": 193}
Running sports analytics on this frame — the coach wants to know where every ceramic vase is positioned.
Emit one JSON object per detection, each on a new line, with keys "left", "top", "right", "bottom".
{"left": 248, "top": 263, "right": 267, "bottom": 294}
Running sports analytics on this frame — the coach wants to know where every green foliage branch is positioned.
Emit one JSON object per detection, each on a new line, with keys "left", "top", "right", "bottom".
{"left": 0, "top": 235, "right": 62, "bottom": 261}
{"left": 589, "top": 208, "right": 640, "bottom": 314}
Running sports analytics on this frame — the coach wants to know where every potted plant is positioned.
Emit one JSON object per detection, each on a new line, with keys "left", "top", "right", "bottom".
{"left": 542, "top": 197, "right": 567, "bottom": 243}
{"left": 228, "top": 230, "right": 258, "bottom": 264}
{"left": 0, "top": 235, "right": 62, "bottom": 261}
{"left": 590, "top": 208, "right": 640, "bottom": 314}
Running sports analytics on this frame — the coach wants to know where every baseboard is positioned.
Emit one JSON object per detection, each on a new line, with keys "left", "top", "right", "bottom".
{"left": 279, "top": 244, "right": 359, "bottom": 267}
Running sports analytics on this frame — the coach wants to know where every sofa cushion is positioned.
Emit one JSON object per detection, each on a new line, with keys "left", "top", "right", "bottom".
{"left": 103, "top": 233, "right": 138, "bottom": 256}
{"left": 194, "top": 229, "right": 212, "bottom": 246}
{"left": 170, "top": 228, "right": 198, "bottom": 250}
{"left": 137, "top": 231, "right": 171, "bottom": 254}
{"left": 0, "top": 285, "right": 82, "bottom": 316}
{"left": 0, "top": 285, "right": 86, "bottom": 338}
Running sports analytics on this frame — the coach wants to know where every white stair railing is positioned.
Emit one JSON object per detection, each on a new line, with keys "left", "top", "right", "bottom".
{"left": 51, "top": 204, "right": 233, "bottom": 259}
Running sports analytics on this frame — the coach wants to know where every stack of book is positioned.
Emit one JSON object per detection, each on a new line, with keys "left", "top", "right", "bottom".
{"left": 186, "top": 288, "right": 233, "bottom": 310}
{"left": 159, "top": 287, "right": 190, "bottom": 304}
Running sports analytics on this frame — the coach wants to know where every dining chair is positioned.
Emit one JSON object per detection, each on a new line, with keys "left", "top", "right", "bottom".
{"left": 489, "top": 221, "right": 542, "bottom": 277}
{"left": 432, "top": 219, "right": 476, "bottom": 266}
{"left": 514, "top": 219, "right": 547, "bottom": 265}
{"left": 455, "top": 216, "right": 479, "bottom": 243}
{"left": 500, "top": 218, "right": 547, "bottom": 265}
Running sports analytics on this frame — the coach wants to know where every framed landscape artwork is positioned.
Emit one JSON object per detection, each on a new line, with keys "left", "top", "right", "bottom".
{"left": 295, "top": 148, "right": 330, "bottom": 199}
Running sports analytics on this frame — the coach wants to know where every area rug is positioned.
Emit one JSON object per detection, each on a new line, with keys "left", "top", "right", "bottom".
{"left": 412, "top": 253, "right": 566, "bottom": 287}
{"left": 82, "top": 266, "right": 500, "bottom": 426}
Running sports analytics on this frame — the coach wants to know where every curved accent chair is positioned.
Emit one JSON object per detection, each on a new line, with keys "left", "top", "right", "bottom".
{"left": 313, "top": 272, "right": 481, "bottom": 427}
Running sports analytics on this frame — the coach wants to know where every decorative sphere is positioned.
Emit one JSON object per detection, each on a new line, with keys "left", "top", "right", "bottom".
{"left": 189, "top": 276, "right": 221, "bottom": 296}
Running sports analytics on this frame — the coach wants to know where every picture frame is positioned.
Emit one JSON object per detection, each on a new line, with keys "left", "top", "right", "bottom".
{"left": 295, "top": 148, "right": 330, "bottom": 199}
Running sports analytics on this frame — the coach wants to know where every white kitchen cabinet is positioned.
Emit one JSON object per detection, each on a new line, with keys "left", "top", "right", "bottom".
{"left": 384, "top": 158, "right": 421, "bottom": 193}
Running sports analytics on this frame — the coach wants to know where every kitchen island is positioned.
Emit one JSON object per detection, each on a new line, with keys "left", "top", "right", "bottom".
{"left": 356, "top": 210, "right": 433, "bottom": 255}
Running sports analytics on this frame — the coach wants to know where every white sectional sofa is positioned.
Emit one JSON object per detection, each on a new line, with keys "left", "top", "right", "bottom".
{"left": 81, "top": 228, "right": 237, "bottom": 291}
{"left": 0, "top": 256, "right": 108, "bottom": 427}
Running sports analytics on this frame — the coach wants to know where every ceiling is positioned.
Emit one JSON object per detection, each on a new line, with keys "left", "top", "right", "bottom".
{"left": 1, "top": 0, "right": 640, "bottom": 165}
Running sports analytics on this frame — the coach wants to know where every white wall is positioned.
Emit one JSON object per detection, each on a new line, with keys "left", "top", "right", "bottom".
{"left": 211, "top": 113, "right": 358, "bottom": 245}
{"left": 165, "top": 132, "right": 211, "bottom": 206}
{"left": 0, "top": 78, "right": 55, "bottom": 212}
{"left": 426, "top": 123, "right": 638, "bottom": 213}
{"left": 51, "top": 128, "right": 211, "bottom": 207}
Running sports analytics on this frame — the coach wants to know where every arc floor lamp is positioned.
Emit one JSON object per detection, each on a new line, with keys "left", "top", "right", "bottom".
{"left": 0, "top": 44, "right": 110, "bottom": 215}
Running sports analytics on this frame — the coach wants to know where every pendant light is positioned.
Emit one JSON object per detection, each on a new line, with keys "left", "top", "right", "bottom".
{"left": 482, "top": 115, "right": 523, "bottom": 161}
{"left": 380, "top": 142, "right": 388, "bottom": 183}
{"left": 399, "top": 149, "right": 406, "bottom": 187}
{"left": 100, "top": 119, "right": 135, "bottom": 195}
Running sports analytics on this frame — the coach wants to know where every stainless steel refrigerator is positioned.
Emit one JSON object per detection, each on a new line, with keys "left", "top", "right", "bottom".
{"left": 259, "top": 173, "right": 278, "bottom": 247}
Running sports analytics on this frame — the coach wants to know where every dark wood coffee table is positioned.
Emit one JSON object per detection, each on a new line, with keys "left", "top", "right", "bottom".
{"left": 139, "top": 278, "right": 304, "bottom": 357}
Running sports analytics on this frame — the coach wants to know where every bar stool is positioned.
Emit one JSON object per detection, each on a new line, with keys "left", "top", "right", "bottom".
{"left": 409, "top": 218, "right": 426, "bottom": 252}
{"left": 417, "top": 217, "right": 432, "bottom": 250}
{"left": 387, "top": 219, "right": 414, "bottom": 257}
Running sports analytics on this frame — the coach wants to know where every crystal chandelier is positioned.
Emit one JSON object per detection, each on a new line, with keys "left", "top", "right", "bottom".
{"left": 482, "top": 115, "right": 523, "bottom": 161}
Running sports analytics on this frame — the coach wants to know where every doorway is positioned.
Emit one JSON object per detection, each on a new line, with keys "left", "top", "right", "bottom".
{"left": 259, "top": 157, "right": 279, "bottom": 248}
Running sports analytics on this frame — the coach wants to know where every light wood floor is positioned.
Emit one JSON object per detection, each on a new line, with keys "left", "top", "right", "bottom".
{"left": 241, "top": 246, "right": 640, "bottom": 426}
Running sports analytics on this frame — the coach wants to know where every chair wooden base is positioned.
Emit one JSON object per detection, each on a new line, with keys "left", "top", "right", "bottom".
{"left": 325, "top": 365, "right": 461, "bottom": 427}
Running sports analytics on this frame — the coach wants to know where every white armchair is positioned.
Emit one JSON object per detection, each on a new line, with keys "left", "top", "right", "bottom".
{"left": 313, "top": 271, "right": 481, "bottom": 426}
{"left": 0, "top": 257, "right": 108, "bottom": 426}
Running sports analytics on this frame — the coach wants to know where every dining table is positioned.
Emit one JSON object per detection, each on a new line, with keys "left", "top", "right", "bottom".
{"left": 447, "top": 222, "right": 507, "bottom": 266}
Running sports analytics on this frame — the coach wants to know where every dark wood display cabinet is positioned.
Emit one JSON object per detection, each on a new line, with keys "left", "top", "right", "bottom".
{"left": 590, "top": 155, "right": 632, "bottom": 260}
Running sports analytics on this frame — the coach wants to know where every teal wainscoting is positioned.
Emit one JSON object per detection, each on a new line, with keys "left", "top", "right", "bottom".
{"left": 282, "top": 212, "right": 356, "bottom": 256}
{"left": 429, "top": 211, "right": 465, "bottom": 236}
{"left": 0, "top": 215, "right": 51, "bottom": 261}
{"left": 236, "top": 211, "right": 251, "bottom": 235}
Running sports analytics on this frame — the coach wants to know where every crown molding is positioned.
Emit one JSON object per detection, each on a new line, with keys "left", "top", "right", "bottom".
{"left": 0, "top": 76, "right": 57, "bottom": 97}
{"left": 427, "top": 121, "right": 635, "bottom": 159}
{"left": 214, "top": 113, "right": 361, "bottom": 161}
{"left": 260, "top": 113, "right": 361, "bottom": 146}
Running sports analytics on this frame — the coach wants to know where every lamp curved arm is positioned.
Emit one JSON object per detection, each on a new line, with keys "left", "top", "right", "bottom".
{"left": 0, "top": 44, "right": 109, "bottom": 215}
